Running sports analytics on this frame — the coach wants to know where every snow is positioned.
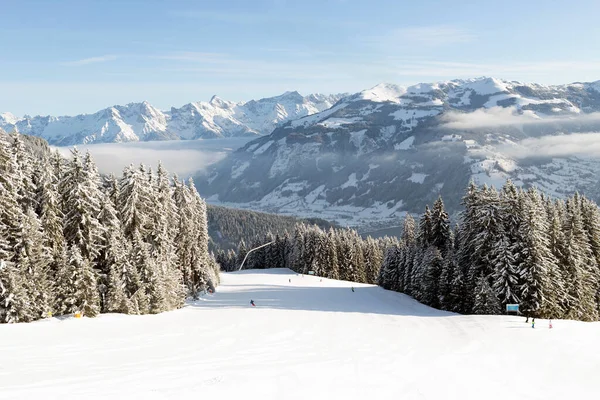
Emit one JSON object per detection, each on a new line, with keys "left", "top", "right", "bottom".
{"left": 356, "top": 83, "right": 406, "bottom": 103}
{"left": 406, "top": 82, "right": 440, "bottom": 94}
{"left": 407, "top": 172, "right": 428, "bottom": 183}
{"left": 394, "top": 136, "right": 415, "bottom": 150}
{"left": 349, "top": 129, "right": 367, "bottom": 149}
{"left": 390, "top": 108, "right": 440, "bottom": 121}
{"left": 463, "top": 77, "right": 509, "bottom": 95}
{"left": 253, "top": 140, "right": 274, "bottom": 155}
{"left": 341, "top": 172, "right": 358, "bottom": 188}
{"left": 231, "top": 161, "right": 251, "bottom": 179}
{"left": 289, "top": 102, "right": 349, "bottom": 128}
{"left": 317, "top": 117, "right": 362, "bottom": 129}
{"left": 1, "top": 268, "right": 598, "bottom": 400}
{"left": 442, "top": 134, "right": 462, "bottom": 142}
{"left": 2, "top": 93, "right": 345, "bottom": 145}
{"left": 0, "top": 111, "right": 18, "bottom": 125}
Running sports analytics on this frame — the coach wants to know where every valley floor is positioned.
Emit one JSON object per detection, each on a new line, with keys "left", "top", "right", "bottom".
{"left": 0, "top": 269, "right": 598, "bottom": 399}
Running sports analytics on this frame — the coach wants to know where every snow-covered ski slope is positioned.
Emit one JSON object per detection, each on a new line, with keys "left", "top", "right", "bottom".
{"left": 1, "top": 269, "right": 598, "bottom": 400}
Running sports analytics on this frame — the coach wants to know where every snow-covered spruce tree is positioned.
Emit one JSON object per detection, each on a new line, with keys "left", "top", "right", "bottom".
{"left": 98, "top": 183, "right": 141, "bottom": 314}
{"left": 420, "top": 246, "right": 443, "bottom": 308}
{"left": 438, "top": 249, "right": 457, "bottom": 310}
{"left": 459, "top": 185, "right": 503, "bottom": 312}
{"left": 580, "top": 197, "right": 600, "bottom": 314}
{"left": 339, "top": 229, "right": 366, "bottom": 283}
{"left": 119, "top": 164, "right": 153, "bottom": 242}
{"left": 152, "top": 162, "right": 185, "bottom": 309}
{"left": 0, "top": 259, "right": 33, "bottom": 323}
{"left": 562, "top": 197, "right": 598, "bottom": 321}
{"left": 473, "top": 275, "right": 501, "bottom": 315}
{"left": 9, "top": 133, "right": 37, "bottom": 212}
{"left": 491, "top": 232, "right": 520, "bottom": 310}
{"left": 448, "top": 264, "right": 468, "bottom": 313}
{"left": 130, "top": 231, "right": 156, "bottom": 314}
{"left": 14, "top": 208, "right": 53, "bottom": 320}
{"left": 548, "top": 200, "right": 570, "bottom": 314}
{"left": 37, "top": 158, "right": 66, "bottom": 276}
{"left": 0, "top": 135, "right": 25, "bottom": 262}
{"left": 187, "top": 178, "right": 215, "bottom": 294}
{"left": 289, "top": 224, "right": 307, "bottom": 274}
{"left": 236, "top": 240, "right": 248, "bottom": 270}
{"left": 363, "top": 236, "right": 383, "bottom": 285}
{"left": 265, "top": 234, "right": 282, "bottom": 269}
{"left": 430, "top": 197, "right": 452, "bottom": 256}
{"left": 60, "top": 149, "right": 104, "bottom": 263}
{"left": 171, "top": 177, "right": 213, "bottom": 297}
{"left": 518, "top": 188, "right": 554, "bottom": 319}
{"left": 56, "top": 245, "right": 100, "bottom": 317}
{"left": 324, "top": 228, "right": 340, "bottom": 280}
{"left": 417, "top": 206, "right": 434, "bottom": 248}
{"left": 379, "top": 246, "right": 398, "bottom": 290}
{"left": 409, "top": 246, "right": 425, "bottom": 301}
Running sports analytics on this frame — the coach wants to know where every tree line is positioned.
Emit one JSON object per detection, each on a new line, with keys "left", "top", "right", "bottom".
{"left": 217, "top": 180, "right": 600, "bottom": 322}
{"left": 207, "top": 204, "right": 336, "bottom": 252}
{"left": 0, "top": 133, "right": 218, "bottom": 323}
{"left": 216, "top": 225, "right": 396, "bottom": 285}
{"left": 379, "top": 181, "right": 600, "bottom": 321}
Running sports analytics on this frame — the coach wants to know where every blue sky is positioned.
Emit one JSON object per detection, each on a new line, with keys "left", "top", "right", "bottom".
{"left": 2, "top": 0, "right": 600, "bottom": 116}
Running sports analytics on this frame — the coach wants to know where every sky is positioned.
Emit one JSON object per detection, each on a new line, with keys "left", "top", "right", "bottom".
{"left": 2, "top": 0, "right": 600, "bottom": 116}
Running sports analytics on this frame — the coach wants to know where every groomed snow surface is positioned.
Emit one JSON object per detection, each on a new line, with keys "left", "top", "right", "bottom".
{"left": 1, "top": 269, "right": 598, "bottom": 400}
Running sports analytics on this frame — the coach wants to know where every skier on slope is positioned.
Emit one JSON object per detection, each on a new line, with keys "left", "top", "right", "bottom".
{"left": 531, "top": 318, "right": 535, "bottom": 328}
{"left": 351, "top": 286, "right": 355, "bottom": 292}
{"left": 250, "top": 300, "right": 255, "bottom": 307}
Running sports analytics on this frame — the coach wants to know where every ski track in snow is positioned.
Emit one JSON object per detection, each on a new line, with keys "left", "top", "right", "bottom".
{"left": 0, "top": 268, "right": 598, "bottom": 400}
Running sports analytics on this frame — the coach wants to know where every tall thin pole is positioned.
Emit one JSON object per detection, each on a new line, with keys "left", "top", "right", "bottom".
{"left": 238, "top": 241, "right": 275, "bottom": 271}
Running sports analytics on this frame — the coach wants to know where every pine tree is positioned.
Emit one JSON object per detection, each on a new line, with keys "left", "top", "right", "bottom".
{"left": 473, "top": 275, "right": 501, "bottom": 315}
{"left": 0, "top": 260, "right": 33, "bottom": 323}
{"left": 438, "top": 249, "right": 457, "bottom": 310}
{"left": 491, "top": 233, "right": 520, "bottom": 309}
{"left": 56, "top": 246, "right": 100, "bottom": 317}
{"left": 420, "top": 246, "right": 443, "bottom": 308}
{"left": 417, "top": 206, "right": 433, "bottom": 247}
{"left": 363, "top": 237, "right": 383, "bottom": 285}
{"left": 379, "top": 247, "right": 398, "bottom": 290}
{"left": 60, "top": 149, "right": 104, "bottom": 263}
{"left": 15, "top": 208, "right": 53, "bottom": 319}
{"left": 430, "top": 197, "right": 452, "bottom": 255}
{"left": 518, "top": 189, "right": 553, "bottom": 319}
{"left": 324, "top": 228, "right": 339, "bottom": 280}
{"left": 9, "top": 133, "right": 37, "bottom": 212}
{"left": 562, "top": 198, "right": 598, "bottom": 320}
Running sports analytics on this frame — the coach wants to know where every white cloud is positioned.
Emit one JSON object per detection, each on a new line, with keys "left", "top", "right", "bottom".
{"left": 53, "top": 137, "right": 254, "bottom": 177}
{"left": 502, "top": 132, "right": 600, "bottom": 159}
{"left": 62, "top": 55, "right": 118, "bottom": 66}
{"left": 441, "top": 107, "right": 600, "bottom": 130}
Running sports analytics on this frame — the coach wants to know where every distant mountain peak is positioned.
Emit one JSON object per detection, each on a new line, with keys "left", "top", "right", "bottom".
{"left": 0, "top": 91, "right": 346, "bottom": 145}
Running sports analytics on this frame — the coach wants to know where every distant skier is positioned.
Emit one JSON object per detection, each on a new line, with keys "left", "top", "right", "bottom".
{"left": 549, "top": 319, "right": 553, "bottom": 329}
{"left": 351, "top": 286, "right": 355, "bottom": 292}
{"left": 531, "top": 318, "right": 535, "bottom": 328}
{"left": 289, "top": 278, "right": 291, "bottom": 283}
{"left": 250, "top": 300, "right": 255, "bottom": 307}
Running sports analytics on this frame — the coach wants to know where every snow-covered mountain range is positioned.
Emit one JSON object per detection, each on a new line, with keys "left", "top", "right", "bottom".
{"left": 0, "top": 92, "right": 345, "bottom": 145}
{"left": 195, "top": 77, "right": 600, "bottom": 228}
